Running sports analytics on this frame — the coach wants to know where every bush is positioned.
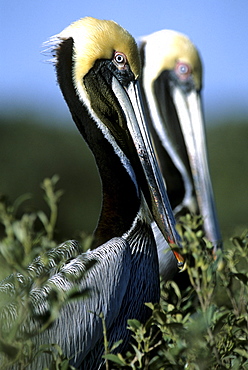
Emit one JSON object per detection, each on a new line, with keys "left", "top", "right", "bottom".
{"left": 105, "top": 218, "right": 248, "bottom": 369}
{"left": 0, "top": 178, "right": 247, "bottom": 369}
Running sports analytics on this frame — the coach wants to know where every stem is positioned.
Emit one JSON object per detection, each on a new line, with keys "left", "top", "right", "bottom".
{"left": 100, "top": 312, "right": 109, "bottom": 370}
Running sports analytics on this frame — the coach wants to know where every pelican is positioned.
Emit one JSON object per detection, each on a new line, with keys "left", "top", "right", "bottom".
{"left": 138, "top": 30, "right": 222, "bottom": 280}
{"left": 1, "top": 18, "right": 183, "bottom": 369}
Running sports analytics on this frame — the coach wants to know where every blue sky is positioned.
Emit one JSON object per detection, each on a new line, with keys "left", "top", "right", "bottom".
{"left": 1, "top": 0, "right": 248, "bottom": 125}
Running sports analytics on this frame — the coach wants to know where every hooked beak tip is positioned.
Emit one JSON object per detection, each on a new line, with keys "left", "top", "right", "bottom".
{"left": 170, "top": 248, "right": 185, "bottom": 270}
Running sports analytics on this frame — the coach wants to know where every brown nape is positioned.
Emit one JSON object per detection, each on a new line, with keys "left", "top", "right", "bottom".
{"left": 55, "top": 38, "right": 141, "bottom": 248}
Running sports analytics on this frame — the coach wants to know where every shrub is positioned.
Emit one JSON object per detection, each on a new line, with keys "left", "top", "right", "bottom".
{"left": 0, "top": 178, "right": 247, "bottom": 369}
{"left": 105, "top": 217, "right": 248, "bottom": 369}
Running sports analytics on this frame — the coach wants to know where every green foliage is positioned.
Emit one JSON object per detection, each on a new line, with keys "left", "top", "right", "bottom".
{"left": 0, "top": 175, "right": 61, "bottom": 279}
{"left": 105, "top": 216, "right": 248, "bottom": 369}
{"left": 0, "top": 176, "right": 90, "bottom": 369}
{"left": 0, "top": 176, "right": 247, "bottom": 369}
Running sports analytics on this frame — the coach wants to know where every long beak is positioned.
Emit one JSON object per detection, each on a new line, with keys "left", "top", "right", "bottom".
{"left": 172, "top": 86, "right": 222, "bottom": 249}
{"left": 112, "top": 77, "right": 184, "bottom": 268}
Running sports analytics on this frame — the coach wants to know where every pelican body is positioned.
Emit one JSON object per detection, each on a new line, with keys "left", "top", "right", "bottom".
{"left": 1, "top": 19, "right": 183, "bottom": 369}
{"left": 138, "top": 30, "right": 222, "bottom": 280}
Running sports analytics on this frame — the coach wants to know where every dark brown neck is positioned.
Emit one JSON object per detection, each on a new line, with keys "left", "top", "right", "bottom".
{"left": 55, "top": 38, "right": 141, "bottom": 248}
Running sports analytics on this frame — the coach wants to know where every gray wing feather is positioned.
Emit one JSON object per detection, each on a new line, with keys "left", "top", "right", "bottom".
{"left": 0, "top": 237, "right": 131, "bottom": 368}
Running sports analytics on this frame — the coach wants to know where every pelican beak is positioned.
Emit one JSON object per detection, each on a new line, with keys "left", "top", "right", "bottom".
{"left": 171, "top": 85, "right": 222, "bottom": 250}
{"left": 112, "top": 77, "right": 184, "bottom": 268}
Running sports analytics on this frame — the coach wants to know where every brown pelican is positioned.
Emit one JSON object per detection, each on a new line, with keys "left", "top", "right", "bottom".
{"left": 138, "top": 30, "right": 222, "bottom": 280}
{"left": 0, "top": 18, "right": 183, "bottom": 369}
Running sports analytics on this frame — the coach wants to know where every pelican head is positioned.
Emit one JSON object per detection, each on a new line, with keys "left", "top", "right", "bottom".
{"left": 139, "top": 29, "right": 221, "bottom": 250}
{"left": 48, "top": 18, "right": 183, "bottom": 266}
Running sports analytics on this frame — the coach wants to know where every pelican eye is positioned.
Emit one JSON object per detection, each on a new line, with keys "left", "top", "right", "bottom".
{"left": 175, "top": 61, "right": 191, "bottom": 81}
{"left": 113, "top": 51, "right": 127, "bottom": 70}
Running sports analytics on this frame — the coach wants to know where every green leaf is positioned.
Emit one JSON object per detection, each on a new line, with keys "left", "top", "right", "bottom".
{"left": 103, "top": 353, "right": 126, "bottom": 365}
{"left": 37, "top": 211, "right": 49, "bottom": 228}
{"left": 110, "top": 339, "right": 123, "bottom": 351}
{"left": 127, "top": 319, "right": 142, "bottom": 330}
{"left": 234, "top": 348, "right": 248, "bottom": 359}
{"left": 131, "top": 343, "right": 143, "bottom": 364}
